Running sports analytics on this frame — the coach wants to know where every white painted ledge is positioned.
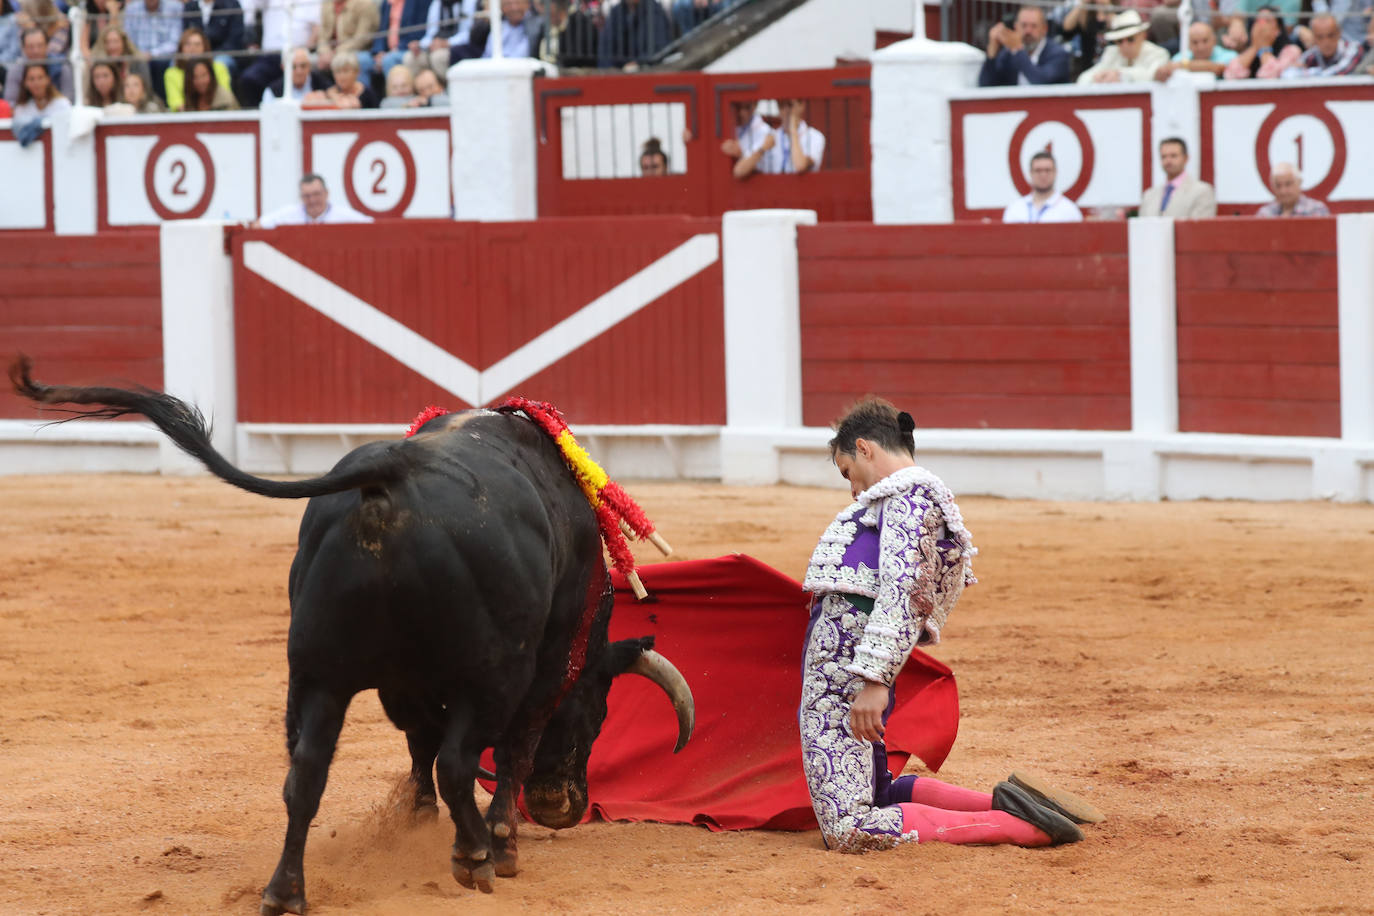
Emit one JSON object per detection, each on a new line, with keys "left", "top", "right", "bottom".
{"left": 721, "top": 427, "right": 1374, "bottom": 502}
{"left": 234, "top": 422, "right": 723, "bottom": 479}
{"left": 0, "top": 420, "right": 162, "bottom": 475}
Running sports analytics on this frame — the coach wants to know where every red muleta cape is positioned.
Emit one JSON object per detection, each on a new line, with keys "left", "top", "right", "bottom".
{"left": 483, "top": 554, "right": 959, "bottom": 831}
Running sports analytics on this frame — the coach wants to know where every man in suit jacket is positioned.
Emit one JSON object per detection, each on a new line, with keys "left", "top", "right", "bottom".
{"left": 1139, "top": 136, "right": 1216, "bottom": 219}
{"left": 979, "top": 5, "right": 1072, "bottom": 85}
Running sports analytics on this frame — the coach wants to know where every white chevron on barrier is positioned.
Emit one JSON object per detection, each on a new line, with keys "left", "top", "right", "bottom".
{"left": 240, "top": 233, "right": 720, "bottom": 405}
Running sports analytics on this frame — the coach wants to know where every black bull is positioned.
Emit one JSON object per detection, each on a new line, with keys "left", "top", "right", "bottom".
{"left": 9, "top": 358, "right": 694, "bottom": 916}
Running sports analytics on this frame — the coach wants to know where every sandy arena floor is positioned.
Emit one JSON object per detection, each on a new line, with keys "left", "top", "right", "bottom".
{"left": 1, "top": 475, "right": 1372, "bottom": 915}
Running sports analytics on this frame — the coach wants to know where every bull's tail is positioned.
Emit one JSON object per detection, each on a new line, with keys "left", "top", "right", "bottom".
{"left": 9, "top": 355, "right": 406, "bottom": 499}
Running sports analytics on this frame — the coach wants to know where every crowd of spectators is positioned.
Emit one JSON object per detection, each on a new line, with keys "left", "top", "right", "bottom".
{"left": 0, "top": 0, "right": 745, "bottom": 121}
{"left": 980, "top": 0, "right": 1374, "bottom": 86}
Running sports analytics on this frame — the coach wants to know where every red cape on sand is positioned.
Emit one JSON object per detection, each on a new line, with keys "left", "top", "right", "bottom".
{"left": 483, "top": 554, "right": 960, "bottom": 831}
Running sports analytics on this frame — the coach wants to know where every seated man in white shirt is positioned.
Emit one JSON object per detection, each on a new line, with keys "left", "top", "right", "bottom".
{"left": 253, "top": 174, "right": 373, "bottom": 228}
{"left": 762, "top": 97, "right": 826, "bottom": 174}
{"left": 1002, "top": 151, "right": 1083, "bottom": 223}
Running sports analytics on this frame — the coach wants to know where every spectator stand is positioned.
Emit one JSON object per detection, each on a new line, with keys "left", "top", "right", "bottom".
{"left": 930, "top": 74, "right": 1374, "bottom": 223}
{"left": 0, "top": 119, "right": 55, "bottom": 230}
{"left": 535, "top": 65, "right": 871, "bottom": 220}
{"left": 300, "top": 107, "right": 453, "bottom": 220}
{"left": 949, "top": 82, "right": 1152, "bottom": 221}
{"left": 1200, "top": 78, "right": 1374, "bottom": 216}
{"left": 93, "top": 110, "right": 260, "bottom": 229}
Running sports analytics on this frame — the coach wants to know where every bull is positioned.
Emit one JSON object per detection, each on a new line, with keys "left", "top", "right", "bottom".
{"left": 9, "top": 357, "right": 694, "bottom": 916}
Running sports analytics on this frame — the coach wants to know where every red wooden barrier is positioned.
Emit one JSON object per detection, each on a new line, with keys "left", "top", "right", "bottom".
{"left": 797, "top": 222, "right": 1131, "bottom": 430}
{"left": 1175, "top": 218, "right": 1340, "bottom": 437}
{"left": 536, "top": 67, "right": 871, "bottom": 221}
{"left": 0, "top": 230, "right": 163, "bottom": 418}
{"left": 230, "top": 217, "right": 725, "bottom": 425}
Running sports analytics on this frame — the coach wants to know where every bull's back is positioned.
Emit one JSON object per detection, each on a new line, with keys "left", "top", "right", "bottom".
{"left": 283, "top": 413, "right": 600, "bottom": 690}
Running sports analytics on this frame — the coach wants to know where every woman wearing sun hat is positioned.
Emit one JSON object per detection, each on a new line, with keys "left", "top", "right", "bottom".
{"left": 1077, "top": 9, "right": 1171, "bottom": 83}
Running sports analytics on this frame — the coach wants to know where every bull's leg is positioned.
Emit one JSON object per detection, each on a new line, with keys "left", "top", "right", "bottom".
{"left": 485, "top": 733, "right": 540, "bottom": 878}
{"left": 435, "top": 702, "right": 494, "bottom": 893}
{"left": 405, "top": 728, "right": 442, "bottom": 819}
{"left": 261, "top": 684, "right": 350, "bottom": 916}
{"left": 378, "top": 689, "right": 441, "bottom": 818}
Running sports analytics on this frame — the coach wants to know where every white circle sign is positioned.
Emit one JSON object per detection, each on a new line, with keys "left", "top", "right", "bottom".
{"left": 349, "top": 141, "right": 407, "bottom": 213}
{"left": 1265, "top": 114, "right": 1334, "bottom": 190}
{"left": 151, "top": 143, "right": 208, "bottom": 215}
{"left": 1018, "top": 121, "right": 1083, "bottom": 194}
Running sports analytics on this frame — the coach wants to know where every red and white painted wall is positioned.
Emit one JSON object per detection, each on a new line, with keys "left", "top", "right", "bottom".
{"left": 4, "top": 211, "right": 1374, "bottom": 502}
{"left": 878, "top": 37, "right": 1374, "bottom": 224}
{"left": 5, "top": 55, "right": 1371, "bottom": 232}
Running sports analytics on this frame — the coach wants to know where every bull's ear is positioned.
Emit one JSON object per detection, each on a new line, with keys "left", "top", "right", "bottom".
{"left": 604, "top": 636, "right": 655, "bottom": 675}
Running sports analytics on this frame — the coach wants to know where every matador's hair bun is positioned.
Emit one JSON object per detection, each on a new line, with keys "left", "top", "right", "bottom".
{"left": 828, "top": 396, "right": 917, "bottom": 458}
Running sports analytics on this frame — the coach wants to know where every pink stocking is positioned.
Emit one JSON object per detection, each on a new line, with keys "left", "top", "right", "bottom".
{"left": 905, "top": 777, "right": 993, "bottom": 812}
{"left": 899, "top": 803, "right": 1051, "bottom": 847}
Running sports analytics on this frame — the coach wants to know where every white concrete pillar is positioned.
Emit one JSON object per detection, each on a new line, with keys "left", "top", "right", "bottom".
{"left": 1338, "top": 212, "right": 1374, "bottom": 443}
{"left": 869, "top": 36, "right": 982, "bottom": 224}
{"left": 448, "top": 58, "right": 548, "bottom": 221}
{"left": 50, "top": 107, "right": 97, "bottom": 235}
{"left": 159, "top": 220, "right": 237, "bottom": 473}
{"left": 719, "top": 209, "right": 817, "bottom": 485}
{"left": 1128, "top": 217, "right": 1179, "bottom": 436}
{"left": 259, "top": 101, "right": 303, "bottom": 218}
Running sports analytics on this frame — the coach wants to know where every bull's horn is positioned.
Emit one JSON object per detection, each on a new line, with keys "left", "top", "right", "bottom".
{"left": 625, "top": 650, "right": 695, "bottom": 753}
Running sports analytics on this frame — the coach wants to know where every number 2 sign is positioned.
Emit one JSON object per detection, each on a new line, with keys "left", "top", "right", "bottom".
{"left": 342, "top": 138, "right": 418, "bottom": 217}
{"left": 143, "top": 137, "right": 215, "bottom": 221}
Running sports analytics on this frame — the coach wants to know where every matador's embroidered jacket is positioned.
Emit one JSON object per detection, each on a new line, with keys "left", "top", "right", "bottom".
{"left": 802, "top": 466, "right": 976, "bottom": 685}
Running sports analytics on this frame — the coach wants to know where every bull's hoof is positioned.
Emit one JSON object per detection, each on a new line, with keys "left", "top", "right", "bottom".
{"left": 260, "top": 890, "right": 305, "bottom": 915}
{"left": 451, "top": 856, "right": 496, "bottom": 894}
{"left": 494, "top": 848, "right": 519, "bottom": 878}
{"left": 412, "top": 803, "right": 440, "bottom": 823}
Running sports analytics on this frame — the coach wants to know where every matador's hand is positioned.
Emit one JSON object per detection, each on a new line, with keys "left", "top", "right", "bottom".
{"left": 850, "top": 680, "right": 888, "bottom": 743}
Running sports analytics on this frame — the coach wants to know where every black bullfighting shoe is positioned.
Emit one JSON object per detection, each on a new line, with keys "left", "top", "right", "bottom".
{"left": 992, "top": 782, "right": 1084, "bottom": 846}
{"left": 1008, "top": 770, "right": 1106, "bottom": 824}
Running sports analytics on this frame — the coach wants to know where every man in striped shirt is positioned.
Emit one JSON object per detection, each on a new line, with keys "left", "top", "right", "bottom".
{"left": 1283, "top": 14, "right": 1364, "bottom": 75}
